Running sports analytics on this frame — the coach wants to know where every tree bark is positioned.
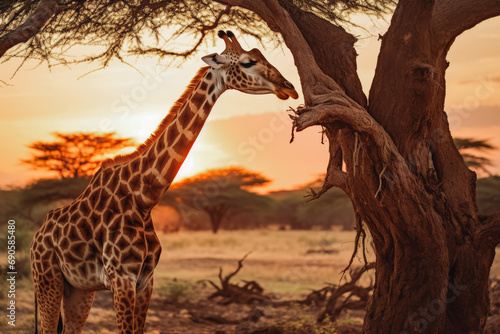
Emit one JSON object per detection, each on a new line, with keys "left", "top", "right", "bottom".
{"left": 221, "top": 0, "right": 500, "bottom": 332}
{"left": 367, "top": 1, "right": 498, "bottom": 330}
{"left": 0, "top": 0, "right": 59, "bottom": 58}
{"left": 207, "top": 204, "right": 229, "bottom": 234}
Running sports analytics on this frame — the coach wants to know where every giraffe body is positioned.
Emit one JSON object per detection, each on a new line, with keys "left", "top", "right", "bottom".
{"left": 31, "top": 31, "right": 298, "bottom": 334}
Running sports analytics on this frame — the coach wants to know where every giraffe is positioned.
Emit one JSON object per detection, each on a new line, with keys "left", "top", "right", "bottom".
{"left": 30, "top": 30, "right": 298, "bottom": 334}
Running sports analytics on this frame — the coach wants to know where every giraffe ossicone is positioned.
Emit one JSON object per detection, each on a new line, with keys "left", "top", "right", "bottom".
{"left": 30, "top": 30, "right": 298, "bottom": 334}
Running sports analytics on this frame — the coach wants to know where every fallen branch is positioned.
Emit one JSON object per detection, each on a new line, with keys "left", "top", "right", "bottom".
{"left": 318, "top": 263, "right": 375, "bottom": 323}
{"left": 203, "top": 252, "right": 271, "bottom": 305}
{"left": 298, "top": 285, "right": 334, "bottom": 306}
{"left": 200, "top": 254, "right": 374, "bottom": 328}
{"left": 189, "top": 308, "right": 265, "bottom": 325}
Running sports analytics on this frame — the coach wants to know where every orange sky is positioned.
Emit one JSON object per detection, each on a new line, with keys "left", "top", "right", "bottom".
{"left": 1, "top": 16, "right": 500, "bottom": 191}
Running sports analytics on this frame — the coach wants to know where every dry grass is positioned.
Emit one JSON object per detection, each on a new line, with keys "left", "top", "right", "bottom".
{"left": 157, "top": 230, "right": 373, "bottom": 293}
{"left": 3, "top": 229, "right": 499, "bottom": 334}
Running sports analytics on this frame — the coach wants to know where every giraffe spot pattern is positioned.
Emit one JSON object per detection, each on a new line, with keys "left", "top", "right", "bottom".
{"left": 129, "top": 159, "right": 141, "bottom": 174}
{"left": 165, "top": 124, "right": 179, "bottom": 145}
{"left": 154, "top": 150, "right": 170, "bottom": 172}
{"left": 202, "top": 101, "right": 212, "bottom": 115}
{"left": 120, "top": 166, "right": 131, "bottom": 182}
{"left": 129, "top": 173, "right": 141, "bottom": 188}
{"left": 191, "top": 92, "right": 206, "bottom": 106}
{"left": 208, "top": 84, "right": 215, "bottom": 95}
{"left": 199, "top": 81, "right": 208, "bottom": 91}
{"left": 171, "top": 133, "right": 190, "bottom": 155}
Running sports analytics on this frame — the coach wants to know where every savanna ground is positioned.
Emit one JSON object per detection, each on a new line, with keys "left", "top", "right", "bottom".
{"left": 2, "top": 229, "right": 499, "bottom": 334}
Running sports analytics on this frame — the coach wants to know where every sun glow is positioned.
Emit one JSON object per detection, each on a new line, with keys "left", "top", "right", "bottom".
{"left": 175, "top": 154, "right": 197, "bottom": 181}
{"left": 119, "top": 113, "right": 226, "bottom": 183}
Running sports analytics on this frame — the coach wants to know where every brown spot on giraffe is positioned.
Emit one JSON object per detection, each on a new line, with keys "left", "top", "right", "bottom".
{"left": 31, "top": 30, "right": 297, "bottom": 333}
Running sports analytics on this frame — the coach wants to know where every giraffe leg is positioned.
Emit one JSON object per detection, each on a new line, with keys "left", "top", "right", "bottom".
{"left": 110, "top": 275, "right": 136, "bottom": 334}
{"left": 32, "top": 252, "right": 64, "bottom": 333}
{"left": 61, "top": 285, "right": 95, "bottom": 334}
{"left": 34, "top": 278, "right": 64, "bottom": 334}
{"left": 134, "top": 276, "right": 154, "bottom": 333}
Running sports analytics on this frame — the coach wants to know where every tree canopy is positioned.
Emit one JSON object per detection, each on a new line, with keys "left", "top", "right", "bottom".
{"left": 22, "top": 132, "right": 135, "bottom": 178}
{"left": 168, "top": 167, "right": 273, "bottom": 233}
{"left": 0, "top": 0, "right": 394, "bottom": 68}
{"left": 270, "top": 177, "right": 355, "bottom": 230}
{"left": 455, "top": 137, "right": 497, "bottom": 175}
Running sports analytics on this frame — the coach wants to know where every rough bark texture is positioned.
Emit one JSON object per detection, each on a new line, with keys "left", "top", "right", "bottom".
{"left": 0, "top": 0, "right": 59, "bottom": 57}
{"left": 221, "top": 0, "right": 500, "bottom": 332}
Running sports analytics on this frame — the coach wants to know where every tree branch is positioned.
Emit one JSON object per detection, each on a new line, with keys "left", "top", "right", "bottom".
{"left": 0, "top": 0, "right": 59, "bottom": 58}
{"left": 291, "top": 102, "right": 396, "bottom": 164}
{"left": 278, "top": 0, "right": 367, "bottom": 107}
{"left": 476, "top": 211, "right": 500, "bottom": 250}
{"left": 131, "top": 4, "right": 232, "bottom": 59}
{"left": 323, "top": 133, "right": 348, "bottom": 192}
{"left": 432, "top": 0, "right": 500, "bottom": 49}
{"left": 224, "top": 251, "right": 251, "bottom": 285}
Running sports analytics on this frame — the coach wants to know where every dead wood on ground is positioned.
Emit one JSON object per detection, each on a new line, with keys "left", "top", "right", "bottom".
{"left": 201, "top": 252, "right": 271, "bottom": 305}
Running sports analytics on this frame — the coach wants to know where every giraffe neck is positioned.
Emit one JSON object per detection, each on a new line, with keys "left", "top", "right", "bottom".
{"left": 130, "top": 67, "right": 225, "bottom": 208}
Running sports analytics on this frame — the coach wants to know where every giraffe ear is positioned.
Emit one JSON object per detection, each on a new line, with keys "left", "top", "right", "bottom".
{"left": 202, "top": 53, "right": 228, "bottom": 69}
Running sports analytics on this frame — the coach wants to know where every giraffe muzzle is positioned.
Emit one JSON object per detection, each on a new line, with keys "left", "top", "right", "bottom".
{"left": 284, "top": 80, "right": 295, "bottom": 90}
{"left": 275, "top": 81, "right": 299, "bottom": 100}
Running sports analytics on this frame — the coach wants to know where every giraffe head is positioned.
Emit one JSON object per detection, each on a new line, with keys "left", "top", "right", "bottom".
{"left": 201, "top": 30, "right": 299, "bottom": 100}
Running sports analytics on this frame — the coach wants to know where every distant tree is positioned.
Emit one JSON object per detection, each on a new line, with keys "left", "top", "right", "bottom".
{"left": 476, "top": 176, "right": 500, "bottom": 215}
{"left": 271, "top": 193, "right": 305, "bottom": 230}
{"left": 19, "top": 177, "right": 90, "bottom": 207}
{"left": 169, "top": 167, "right": 272, "bottom": 233}
{"left": 300, "top": 187, "right": 354, "bottom": 230}
{"left": 22, "top": 132, "right": 135, "bottom": 179}
{"left": 1, "top": 178, "right": 91, "bottom": 228}
{"left": 271, "top": 177, "right": 354, "bottom": 230}
{"left": 454, "top": 137, "right": 497, "bottom": 175}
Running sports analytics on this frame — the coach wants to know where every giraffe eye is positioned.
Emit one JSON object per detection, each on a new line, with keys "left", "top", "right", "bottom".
{"left": 241, "top": 60, "right": 257, "bottom": 68}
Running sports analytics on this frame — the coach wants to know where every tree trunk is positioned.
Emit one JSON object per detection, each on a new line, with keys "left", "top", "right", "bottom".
{"left": 221, "top": 0, "right": 500, "bottom": 332}
{"left": 208, "top": 211, "right": 222, "bottom": 233}
{"left": 363, "top": 1, "right": 497, "bottom": 332}
{"left": 207, "top": 204, "right": 229, "bottom": 233}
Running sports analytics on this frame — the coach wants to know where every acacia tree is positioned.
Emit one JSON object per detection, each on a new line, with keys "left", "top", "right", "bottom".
{"left": 455, "top": 137, "right": 497, "bottom": 175}
{"left": 169, "top": 167, "right": 272, "bottom": 233}
{"left": 272, "top": 179, "right": 355, "bottom": 230}
{"left": 2, "top": 0, "right": 500, "bottom": 332}
{"left": 22, "top": 132, "right": 135, "bottom": 178}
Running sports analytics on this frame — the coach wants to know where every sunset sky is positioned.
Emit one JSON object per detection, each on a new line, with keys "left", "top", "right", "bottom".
{"left": 1, "top": 15, "right": 500, "bottom": 192}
